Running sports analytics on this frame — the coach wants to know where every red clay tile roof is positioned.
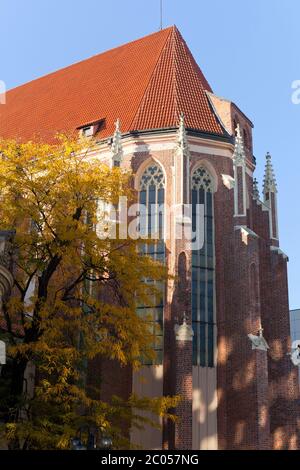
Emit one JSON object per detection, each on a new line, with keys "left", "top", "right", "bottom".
{"left": 0, "top": 26, "right": 225, "bottom": 142}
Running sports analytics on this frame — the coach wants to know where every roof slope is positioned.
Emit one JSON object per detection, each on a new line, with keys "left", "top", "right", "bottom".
{"left": 0, "top": 26, "right": 225, "bottom": 141}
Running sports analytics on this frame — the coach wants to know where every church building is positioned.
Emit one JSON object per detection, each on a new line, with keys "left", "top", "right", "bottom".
{"left": 0, "top": 26, "right": 299, "bottom": 450}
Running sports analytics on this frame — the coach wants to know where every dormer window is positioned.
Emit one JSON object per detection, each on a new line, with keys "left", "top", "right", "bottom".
{"left": 77, "top": 119, "right": 105, "bottom": 139}
{"left": 81, "top": 125, "right": 94, "bottom": 138}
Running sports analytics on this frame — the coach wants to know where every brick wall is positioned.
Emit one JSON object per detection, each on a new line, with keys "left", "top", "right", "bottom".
{"left": 174, "top": 339, "right": 193, "bottom": 449}
{"left": 87, "top": 133, "right": 299, "bottom": 450}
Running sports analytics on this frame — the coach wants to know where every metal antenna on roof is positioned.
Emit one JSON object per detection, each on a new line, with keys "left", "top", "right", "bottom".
{"left": 160, "top": 0, "right": 163, "bottom": 30}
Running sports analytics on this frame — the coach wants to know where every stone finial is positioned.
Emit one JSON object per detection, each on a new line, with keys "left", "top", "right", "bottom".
{"left": 111, "top": 118, "right": 123, "bottom": 164}
{"left": 176, "top": 112, "right": 190, "bottom": 205}
{"left": 174, "top": 313, "right": 194, "bottom": 342}
{"left": 233, "top": 124, "right": 247, "bottom": 217}
{"left": 233, "top": 124, "right": 246, "bottom": 166}
{"left": 258, "top": 324, "right": 264, "bottom": 337}
{"left": 253, "top": 178, "right": 260, "bottom": 201}
{"left": 263, "top": 152, "right": 277, "bottom": 195}
{"left": 248, "top": 324, "right": 270, "bottom": 352}
{"left": 177, "top": 113, "right": 189, "bottom": 154}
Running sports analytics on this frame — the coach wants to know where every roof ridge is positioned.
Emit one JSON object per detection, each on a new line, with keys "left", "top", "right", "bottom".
{"left": 174, "top": 28, "right": 213, "bottom": 94}
{"left": 171, "top": 28, "right": 180, "bottom": 126}
{"left": 129, "top": 26, "right": 174, "bottom": 131}
{"left": 6, "top": 27, "right": 174, "bottom": 94}
{"left": 173, "top": 28, "right": 224, "bottom": 133}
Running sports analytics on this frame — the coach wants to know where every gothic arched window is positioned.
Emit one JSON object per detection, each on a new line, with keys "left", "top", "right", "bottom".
{"left": 137, "top": 163, "right": 165, "bottom": 364}
{"left": 191, "top": 167, "right": 216, "bottom": 367}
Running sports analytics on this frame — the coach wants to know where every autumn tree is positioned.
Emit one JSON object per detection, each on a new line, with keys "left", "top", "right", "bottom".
{"left": 0, "top": 136, "right": 177, "bottom": 449}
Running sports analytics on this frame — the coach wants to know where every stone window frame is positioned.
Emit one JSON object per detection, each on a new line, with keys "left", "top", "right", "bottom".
{"left": 137, "top": 162, "right": 166, "bottom": 365}
{"left": 191, "top": 166, "right": 216, "bottom": 368}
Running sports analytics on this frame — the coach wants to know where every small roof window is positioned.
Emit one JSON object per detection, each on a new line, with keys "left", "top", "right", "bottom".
{"left": 77, "top": 119, "right": 105, "bottom": 138}
{"left": 81, "top": 126, "right": 94, "bottom": 138}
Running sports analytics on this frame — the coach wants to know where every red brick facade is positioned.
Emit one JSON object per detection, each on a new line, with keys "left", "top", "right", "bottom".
{"left": 94, "top": 123, "right": 299, "bottom": 449}
{"left": 174, "top": 339, "right": 193, "bottom": 450}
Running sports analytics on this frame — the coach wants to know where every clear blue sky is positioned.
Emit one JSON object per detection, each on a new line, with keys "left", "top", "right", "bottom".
{"left": 1, "top": 0, "right": 299, "bottom": 308}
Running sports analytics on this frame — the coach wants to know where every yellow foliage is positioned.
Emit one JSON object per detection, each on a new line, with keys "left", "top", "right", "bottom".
{"left": 0, "top": 135, "right": 176, "bottom": 450}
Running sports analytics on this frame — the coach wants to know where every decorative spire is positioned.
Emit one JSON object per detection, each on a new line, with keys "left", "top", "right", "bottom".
{"left": 263, "top": 152, "right": 277, "bottom": 195}
{"left": 258, "top": 324, "right": 264, "bottom": 338}
{"left": 176, "top": 113, "right": 190, "bottom": 205}
{"left": 177, "top": 113, "right": 189, "bottom": 154}
{"left": 253, "top": 178, "right": 260, "bottom": 201}
{"left": 263, "top": 152, "right": 279, "bottom": 241}
{"left": 233, "top": 124, "right": 246, "bottom": 166}
{"left": 174, "top": 311, "right": 194, "bottom": 342}
{"left": 111, "top": 118, "right": 123, "bottom": 164}
{"left": 248, "top": 324, "right": 270, "bottom": 351}
{"left": 233, "top": 124, "right": 247, "bottom": 218}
